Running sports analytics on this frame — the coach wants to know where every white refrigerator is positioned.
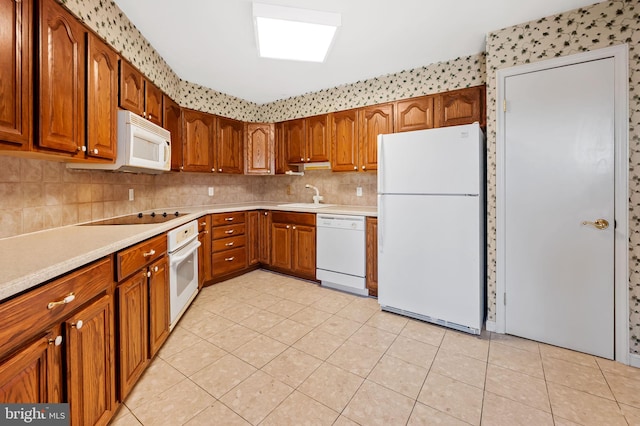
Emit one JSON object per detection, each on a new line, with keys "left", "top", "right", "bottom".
{"left": 377, "top": 122, "right": 485, "bottom": 334}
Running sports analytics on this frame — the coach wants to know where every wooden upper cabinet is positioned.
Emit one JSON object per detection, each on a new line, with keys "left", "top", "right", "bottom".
{"left": 434, "top": 86, "right": 485, "bottom": 128}
{"left": 163, "top": 96, "right": 183, "bottom": 171}
{"left": 118, "top": 60, "right": 144, "bottom": 117}
{"left": 38, "top": 0, "right": 85, "bottom": 154}
{"left": 216, "top": 116, "right": 244, "bottom": 174}
{"left": 359, "top": 104, "right": 393, "bottom": 171}
{"left": 395, "top": 96, "right": 434, "bottom": 132}
{"left": 182, "top": 109, "right": 215, "bottom": 173}
{"left": 274, "top": 122, "right": 288, "bottom": 174}
{"left": 245, "top": 123, "right": 274, "bottom": 175}
{"left": 0, "top": 0, "right": 31, "bottom": 149}
{"left": 331, "top": 109, "right": 359, "bottom": 172}
{"left": 145, "top": 81, "right": 163, "bottom": 127}
{"left": 305, "top": 114, "right": 330, "bottom": 162}
{"left": 283, "top": 118, "right": 305, "bottom": 164}
{"left": 86, "top": 33, "right": 118, "bottom": 161}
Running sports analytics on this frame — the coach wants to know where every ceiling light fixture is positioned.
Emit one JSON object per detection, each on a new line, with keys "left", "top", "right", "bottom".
{"left": 253, "top": 3, "right": 341, "bottom": 63}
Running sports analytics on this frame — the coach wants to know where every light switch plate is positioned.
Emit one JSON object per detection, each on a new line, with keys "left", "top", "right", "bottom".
{"left": 128, "top": 188, "right": 134, "bottom": 201}
{"left": 356, "top": 187, "right": 363, "bottom": 197}
{"left": 208, "top": 187, "right": 214, "bottom": 196}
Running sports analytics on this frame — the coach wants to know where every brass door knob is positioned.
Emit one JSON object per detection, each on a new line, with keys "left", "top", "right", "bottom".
{"left": 582, "top": 219, "right": 609, "bottom": 230}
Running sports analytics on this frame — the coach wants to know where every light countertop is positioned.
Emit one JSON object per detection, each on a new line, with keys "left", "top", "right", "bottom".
{"left": 0, "top": 202, "right": 376, "bottom": 302}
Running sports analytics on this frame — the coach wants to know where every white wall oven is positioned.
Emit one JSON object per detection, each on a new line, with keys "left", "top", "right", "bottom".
{"left": 167, "top": 220, "right": 200, "bottom": 330}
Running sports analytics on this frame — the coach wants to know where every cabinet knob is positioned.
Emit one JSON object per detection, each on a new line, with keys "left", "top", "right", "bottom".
{"left": 293, "top": 226, "right": 296, "bottom": 230}
{"left": 353, "top": 166, "right": 357, "bottom": 170}
{"left": 204, "top": 230, "right": 209, "bottom": 234}
{"left": 71, "top": 320, "right": 84, "bottom": 330}
{"left": 264, "top": 212, "right": 268, "bottom": 216}
{"left": 286, "top": 225, "right": 290, "bottom": 229}
{"left": 147, "top": 271, "right": 151, "bottom": 278}
{"left": 361, "top": 165, "right": 366, "bottom": 170}
{"left": 77, "top": 146, "right": 87, "bottom": 152}
{"left": 180, "top": 166, "right": 184, "bottom": 171}
{"left": 93, "top": 148, "right": 99, "bottom": 154}
{"left": 300, "top": 157, "right": 303, "bottom": 161}
{"left": 48, "top": 335, "right": 63, "bottom": 346}
{"left": 47, "top": 292, "right": 75, "bottom": 310}
{"left": 143, "top": 249, "right": 156, "bottom": 258}
{"left": 149, "top": 114, "right": 152, "bottom": 120}
{"left": 307, "top": 158, "right": 310, "bottom": 162}
{"left": 267, "top": 169, "right": 271, "bottom": 174}
{"left": 200, "top": 221, "right": 207, "bottom": 226}
{"left": 218, "top": 168, "right": 222, "bottom": 172}
{"left": 211, "top": 168, "right": 215, "bottom": 172}
{"left": 154, "top": 266, "right": 159, "bottom": 272}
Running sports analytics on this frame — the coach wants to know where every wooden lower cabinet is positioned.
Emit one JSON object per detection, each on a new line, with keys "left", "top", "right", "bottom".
{"left": 198, "top": 215, "right": 212, "bottom": 287}
{"left": 366, "top": 217, "right": 378, "bottom": 297}
{"left": 247, "top": 211, "right": 260, "bottom": 266}
{"left": 148, "top": 257, "right": 170, "bottom": 357}
{"left": 210, "top": 212, "right": 249, "bottom": 282}
{"left": 270, "top": 212, "right": 316, "bottom": 280}
{"left": 258, "top": 210, "right": 272, "bottom": 265}
{"left": 66, "top": 294, "right": 115, "bottom": 426}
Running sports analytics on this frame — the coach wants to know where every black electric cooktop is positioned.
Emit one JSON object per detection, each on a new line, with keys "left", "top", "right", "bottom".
{"left": 83, "top": 211, "right": 186, "bottom": 225}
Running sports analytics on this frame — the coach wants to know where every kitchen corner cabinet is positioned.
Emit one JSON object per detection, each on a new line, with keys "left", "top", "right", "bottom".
{"left": 366, "top": 217, "right": 378, "bottom": 297}
{"left": 330, "top": 109, "right": 359, "bottom": 172}
{"left": 216, "top": 116, "right": 244, "bottom": 174}
{"left": 115, "top": 234, "right": 168, "bottom": 400}
{"left": 245, "top": 123, "right": 274, "bottom": 175}
{"left": 164, "top": 95, "right": 184, "bottom": 171}
{"left": 0, "top": 0, "right": 32, "bottom": 150}
{"left": 358, "top": 104, "right": 393, "bottom": 171}
{"left": 258, "top": 210, "right": 272, "bottom": 265}
{"left": 118, "top": 60, "right": 163, "bottom": 126}
{"left": 198, "top": 215, "right": 212, "bottom": 287}
{"left": 270, "top": 212, "right": 316, "bottom": 280}
{"left": 38, "top": 0, "right": 86, "bottom": 155}
{"left": 0, "top": 257, "right": 116, "bottom": 425}
{"left": 85, "top": 32, "right": 118, "bottom": 161}
{"left": 434, "top": 86, "right": 485, "bottom": 128}
{"left": 182, "top": 109, "right": 215, "bottom": 172}
{"left": 395, "top": 96, "right": 435, "bottom": 132}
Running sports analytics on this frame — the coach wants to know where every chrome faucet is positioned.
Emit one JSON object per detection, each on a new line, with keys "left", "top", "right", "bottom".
{"left": 305, "top": 184, "right": 323, "bottom": 204}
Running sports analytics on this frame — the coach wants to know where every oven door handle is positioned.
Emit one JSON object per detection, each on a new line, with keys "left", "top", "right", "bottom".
{"left": 169, "top": 239, "right": 201, "bottom": 265}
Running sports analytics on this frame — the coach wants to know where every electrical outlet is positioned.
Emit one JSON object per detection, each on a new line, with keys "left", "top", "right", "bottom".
{"left": 208, "top": 187, "right": 214, "bottom": 196}
{"left": 128, "top": 188, "right": 134, "bottom": 201}
{"left": 356, "top": 186, "right": 363, "bottom": 197}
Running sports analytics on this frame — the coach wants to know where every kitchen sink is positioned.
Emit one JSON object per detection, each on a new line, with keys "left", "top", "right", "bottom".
{"left": 277, "top": 203, "right": 336, "bottom": 209}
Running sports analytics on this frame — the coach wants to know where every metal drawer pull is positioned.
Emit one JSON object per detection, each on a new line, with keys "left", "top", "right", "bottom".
{"left": 225, "top": 242, "right": 234, "bottom": 247}
{"left": 225, "top": 230, "right": 234, "bottom": 234}
{"left": 143, "top": 249, "right": 156, "bottom": 258}
{"left": 71, "top": 320, "right": 83, "bottom": 330}
{"left": 48, "top": 335, "right": 63, "bottom": 346}
{"left": 225, "top": 257, "right": 235, "bottom": 261}
{"left": 225, "top": 217, "right": 234, "bottom": 221}
{"left": 200, "top": 221, "right": 207, "bottom": 226}
{"left": 47, "top": 293, "right": 75, "bottom": 310}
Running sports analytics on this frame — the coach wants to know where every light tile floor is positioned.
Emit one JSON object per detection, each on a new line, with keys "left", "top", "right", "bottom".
{"left": 111, "top": 270, "right": 640, "bottom": 425}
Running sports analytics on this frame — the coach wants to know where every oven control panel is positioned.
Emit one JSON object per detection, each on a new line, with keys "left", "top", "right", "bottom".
{"left": 167, "top": 220, "right": 199, "bottom": 252}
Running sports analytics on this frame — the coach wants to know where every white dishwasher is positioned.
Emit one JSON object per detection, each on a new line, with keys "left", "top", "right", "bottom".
{"left": 316, "top": 214, "right": 367, "bottom": 296}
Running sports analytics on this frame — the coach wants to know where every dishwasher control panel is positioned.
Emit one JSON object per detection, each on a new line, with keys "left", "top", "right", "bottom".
{"left": 316, "top": 214, "right": 365, "bottom": 230}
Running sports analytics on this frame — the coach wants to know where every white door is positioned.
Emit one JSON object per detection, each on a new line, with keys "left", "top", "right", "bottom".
{"left": 504, "top": 58, "right": 615, "bottom": 359}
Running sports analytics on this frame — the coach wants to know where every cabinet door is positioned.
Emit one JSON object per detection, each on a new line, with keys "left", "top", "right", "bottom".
{"left": 0, "top": 330, "right": 62, "bottom": 403}
{"left": 305, "top": 114, "right": 330, "bottom": 162}
{"left": 331, "top": 110, "right": 359, "bottom": 172}
{"left": 366, "top": 217, "right": 378, "bottom": 297}
{"left": 292, "top": 225, "right": 316, "bottom": 278}
{"left": 216, "top": 116, "right": 244, "bottom": 174}
{"left": 163, "top": 96, "right": 183, "bottom": 171}
{"left": 245, "top": 123, "right": 274, "bottom": 175}
{"left": 198, "top": 216, "right": 211, "bottom": 286}
{"left": 274, "top": 122, "right": 288, "bottom": 174}
{"left": 117, "top": 272, "right": 149, "bottom": 400}
{"left": 258, "top": 210, "right": 271, "bottom": 265}
{"left": 182, "top": 109, "right": 215, "bottom": 173}
{"left": 395, "top": 96, "right": 434, "bottom": 132}
{"left": 359, "top": 104, "right": 393, "bottom": 171}
{"left": 284, "top": 118, "right": 305, "bottom": 164}
{"left": 434, "top": 86, "right": 484, "bottom": 128}
{"left": 118, "top": 60, "right": 144, "bottom": 116}
{"left": 0, "top": 0, "right": 31, "bottom": 149}
{"left": 148, "top": 257, "right": 169, "bottom": 358}
{"left": 271, "top": 223, "right": 292, "bottom": 270}
{"left": 145, "top": 80, "right": 163, "bottom": 127}
{"left": 86, "top": 32, "right": 118, "bottom": 161}
{"left": 38, "top": 0, "right": 85, "bottom": 154}
{"left": 247, "top": 211, "right": 260, "bottom": 266}
{"left": 66, "top": 294, "right": 115, "bottom": 426}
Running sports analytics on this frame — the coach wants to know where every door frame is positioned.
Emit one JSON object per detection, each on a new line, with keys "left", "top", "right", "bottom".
{"left": 495, "top": 44, "right": 629, "bottom": 363}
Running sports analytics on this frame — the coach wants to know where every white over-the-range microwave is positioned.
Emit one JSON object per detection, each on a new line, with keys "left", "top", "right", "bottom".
{"left": 67, "top": 110, "right": 171, "bottom": 173}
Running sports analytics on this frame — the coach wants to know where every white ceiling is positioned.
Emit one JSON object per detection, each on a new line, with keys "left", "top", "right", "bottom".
{"left": 112, "top": 0, "right": 598, "bottom": 104}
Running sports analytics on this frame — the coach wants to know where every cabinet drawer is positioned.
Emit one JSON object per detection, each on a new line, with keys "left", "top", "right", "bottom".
{"left": 116, "top": 234, "right": 167, "bottom": 281}
{"left": 0, "top": 257, "right": 113, "bottom": 357}
{"left": 212, "top": 235, "right": 246, "bottom": 252}
{"left": 211, "top": 223, "right": 245, "bottom": 240}
{"left": 211, "top": 212, "right": 246, "bottom": 226}
{"left": 271, "top": 211, "right": 316, "bottom": 226}
{"left": 212, "top": 247, "right": 247, "bottom": 276}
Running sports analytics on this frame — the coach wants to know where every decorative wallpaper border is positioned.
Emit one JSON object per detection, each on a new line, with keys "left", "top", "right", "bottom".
{"left": 485, "top": 0, "right": 640, "bottom": 352}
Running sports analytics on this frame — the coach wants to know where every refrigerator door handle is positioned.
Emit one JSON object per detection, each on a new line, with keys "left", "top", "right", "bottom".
{"left": 378, "top": 194, "right": 384, "bottom": 254}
